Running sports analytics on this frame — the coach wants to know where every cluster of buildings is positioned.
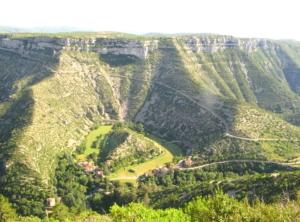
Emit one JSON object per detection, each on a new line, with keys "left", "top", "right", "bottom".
{"left": 152, "top": 166, "right": 170, "bottom": 177}
{"left": 77, "top": 161, "right": 104, "bottom": 177}
{"left": 150, "top": 156, "right": 193, "bottom": 177}
{"left": 177, "top": 156, "right": 193, "bottom": 168}
{"left": 77, "top": 156, "right": 193, "bottom": 179}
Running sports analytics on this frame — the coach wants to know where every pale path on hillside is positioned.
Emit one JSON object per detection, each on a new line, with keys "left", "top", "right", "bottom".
{"left": 109, "top": 176, "right": 138, "bottom": 180}
{"left": 225, "top": 133, "right": 300, "bottom": 142}
{"left": 108, "top": 159, "right": 300, "bottom": 181}
{"left": 180, "top": 159, "right": 300, "bottom": 171}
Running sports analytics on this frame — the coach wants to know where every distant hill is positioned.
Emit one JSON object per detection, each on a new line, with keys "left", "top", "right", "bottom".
{"left": 0, "top": 26, "right": 91, "bottom": 33}
{"left": 0, "top": 26, "right": 25, "bottom": 33}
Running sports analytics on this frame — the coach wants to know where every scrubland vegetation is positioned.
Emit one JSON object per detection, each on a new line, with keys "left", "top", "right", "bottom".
{"left": 1, "top": 34, "right": 300, "bottom": 221}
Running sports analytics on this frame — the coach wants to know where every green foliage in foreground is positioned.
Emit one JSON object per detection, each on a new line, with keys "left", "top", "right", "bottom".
{"left": 0, "top": 163, "right": 48, "bottom": 217}
{"left": 49, "top": 204, "right": 112, "bottom": 222}
{"left": 184, "top": 191, "right": 300, "bottom": 222}
{"left": 2, "top": 191, "right": 300, "bottom": 221}
{"left": 110, "top": 203, "right": 189, "bottom": 222}
{"left": 0, "top": 195, "right": 17, "bottom": 221}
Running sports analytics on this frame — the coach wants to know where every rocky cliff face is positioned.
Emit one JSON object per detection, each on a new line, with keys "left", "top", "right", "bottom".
{"left": 182, "top": 36, "right": 277, "bottom": 53}
{"left": 0, "top": 34, "right": 281, "bottom": 61}
{"left": 1, "top": 33, "right": 300, "bottom": 184}
{"left": 0, "top": 35, "right": 158, "bottom": 59}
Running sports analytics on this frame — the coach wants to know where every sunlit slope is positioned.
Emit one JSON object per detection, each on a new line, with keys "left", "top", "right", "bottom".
{"left": 136, "top": 37, "right": 300, "bottom": 155}
{"left": 196, "top": 104, "right": 300, "bottom": 162}
{"left": 1, "top": 34, "right": 300, "bottom": 184}
{"left": 174, "top": 37, "right": 300, "bottom": 114}
{"left": 0, "top": 47, "right": 157, "bottom": 181}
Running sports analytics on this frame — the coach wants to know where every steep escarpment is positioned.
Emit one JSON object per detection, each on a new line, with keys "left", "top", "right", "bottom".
{"left": 0, "top": 35, "right": 159, "bottom": 183}
{"left": 135, "top": 39, "right": 226, "bottom": 151}
{"left": 176, "top": 36, "right": 300, "bottom": 114}
{"left": 1, "top": 33, "right": 300, "bottom": 187}
{"left": 0, "top": 35, "right": 158, "bottom": 59}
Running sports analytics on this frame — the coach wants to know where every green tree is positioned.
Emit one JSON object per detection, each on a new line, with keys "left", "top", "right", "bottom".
{"left": 0, "top": 195, "right": 17, "bottom": 222}
{"left": 54, "top": 154, "right": 87, "bottom": 211}
{"left": 110, "top": 203, "right": 190, "bottom": 222}
{"left": 74, "top": 210, "right": 112, "bottom": 222}
{"left": 50, "top": 204, "right": 73, "bottom": 222}
{"left": 0, "top": 163, "right": 47, "bottom": 217}
{"left": 184, "top": 191, "right": 243, "bottom": 222}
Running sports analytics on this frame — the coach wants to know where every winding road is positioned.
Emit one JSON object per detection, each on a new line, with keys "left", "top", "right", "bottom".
{"left": 224, "top": 133, "right": 300, "bottom": 142}
{"left": 109, "top": 176, "right": 138, "bottom": 181}
{"left": 179, "top": 159, "right": 300, "bottom": 171}
{"left": 101, "top": 159, "right": 300, "bottom": 181}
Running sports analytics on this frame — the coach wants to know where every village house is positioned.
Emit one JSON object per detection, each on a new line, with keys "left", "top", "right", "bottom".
{"left": 153, "top": 166, "right": 170, "bottom": 177}
{"left": 77, "top": 161, "right": 106, "bottom": 177}
{"left": 94, "top": 168, "right": 104, "bottom": 177}
{"left": 77, "top": 161, "right": 96, "bottom": 173}
{"left": 184, "top": 156, "right": 193, "bottom": 167}
{"left": 177, "top": 156, "right": 193, "bottom": 168}
{"left": 46, "top": 198, "right": 56, "bottom": 208}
